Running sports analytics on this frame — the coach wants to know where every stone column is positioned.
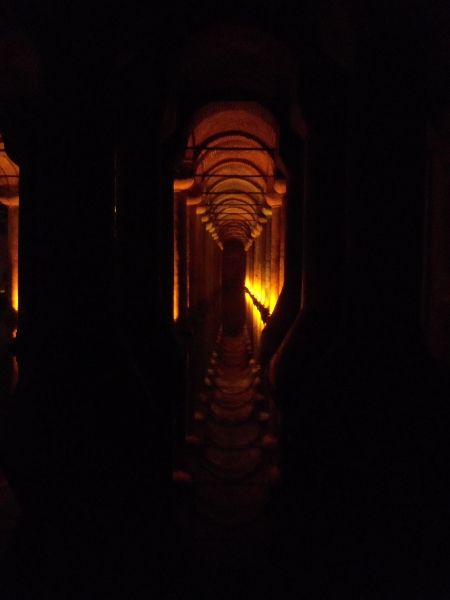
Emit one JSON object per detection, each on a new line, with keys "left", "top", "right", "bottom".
{"left": 261, "top": 222, "right": 269, "bottom": 310}
{"left": 259, "top": 129, "right": 305, "bottom": 368}
{"left": 253, "top": 233, "right": 262, "bottom": 304}
{"left": 267, "top": 192, "right": 283, "bottom": 313}
{"left": 0, "top": 140, "right": 19, "bottom": 314}
{"left": 244, "top": 241, "right": 251, "bottom": 345}
{"left": 185, "top": 191, "right": 203, "bottom": 436}
{"left": 279, "top": 196, "right": 286, "bottom": 295}
{"left": 187, "top": 202, "right": 198, "bottom": 314}
{"left": 173, "top": 179, "right": 193, "bottom": 325}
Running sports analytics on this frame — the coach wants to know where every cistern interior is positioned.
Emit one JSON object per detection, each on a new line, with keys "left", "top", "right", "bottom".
{"left": 170, "top": 102, "right": 289, "bottom": 584}
{"left": 1, "top": 2, "right": 450, "bottom": 600}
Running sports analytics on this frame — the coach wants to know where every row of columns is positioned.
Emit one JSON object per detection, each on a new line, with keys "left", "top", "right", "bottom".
{"left": 173, "top": 183, "right": 222, "bottom": 441}
{"left": 173, "top": 173, "right": 288, "bottom": 444}
{"left": 259, "top": 130, "right": 305, "bottom": 370}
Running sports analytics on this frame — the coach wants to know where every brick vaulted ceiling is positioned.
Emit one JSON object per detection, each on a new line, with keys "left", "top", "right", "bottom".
{"left": 180, "top": 101, "right": 282, "bottom": 249}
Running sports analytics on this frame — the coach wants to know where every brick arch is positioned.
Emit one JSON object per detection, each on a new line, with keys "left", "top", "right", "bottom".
{"left": 181, "top": 101, "right": 278, "bottom": 247}
{"left": 189, "top": 102, "right": 279, "bottom": 150}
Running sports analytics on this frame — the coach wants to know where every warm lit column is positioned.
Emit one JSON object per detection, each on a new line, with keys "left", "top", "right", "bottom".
{"left": 0, "top": 198, "right": 19, "bottom": 391}
{"left": 269, "top": 120, "right": 347, "bottom": 426}
{"left": 254, "top": 232, "right": 263, "bottom": 356}
{"left": 8, "top": 205, "right": 19, "bottom": 313}
{"left": 253, "top": 234, "right": 262, "bottom": 304}
{"left": 261, "top": 227, "right": 268, "bottom": 307}
{"left": 196, "top": 206, "right": 207, "bottom": 307}
{"left": 187, "top": 203, "right": 196, "bottom": 312}
{"left": 279, "top": 199, "right": 286, "bottom": 294}
{"left": 247, "top": 240, "right": 254, "bottom": 292}
{"left": 173, "top": 193, "right": 180, "bottom": 322}
{"left": 260, "top": 131, "right": 305, "bottom": 370}
{"left": 173, "top": 178, "right": 194, "bottom": 322}
{"left": 267, "top": 190, "right": 283, "bottom": 312}
{"left": 264, "top": 221, "right": 271, "bottom": 315}
{"left": 245, "top": 242, "right": 254, "bottom": 344}
{"left": 0, "top": 140, "right": 19, "bottom": 312}
{"left": 0, "top": 200, "right": 19, "bottom": 313}
{"left": 185, "top": 195, "right": 202, "bottom": 437}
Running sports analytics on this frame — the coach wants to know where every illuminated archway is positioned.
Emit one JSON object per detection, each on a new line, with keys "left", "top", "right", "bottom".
{"left": 173, "top": 101, "right": 286, "bottom": 327}
{"left": 169, "top": 25, "right": 307, "bottom": 503}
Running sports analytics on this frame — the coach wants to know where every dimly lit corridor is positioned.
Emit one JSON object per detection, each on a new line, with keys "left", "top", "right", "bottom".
{"left": 171, "top": 99, "right": 286, "bottom": 480}
{"left": 1, "top": 2, "right": 450, "bottom": 599}
{"left": 170, "top": 104, "right": 285, "bottom": 597}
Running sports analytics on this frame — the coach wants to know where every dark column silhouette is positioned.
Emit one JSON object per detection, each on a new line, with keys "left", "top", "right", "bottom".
{"left": 259, "top": 130, "right": 305, "bottom": 367}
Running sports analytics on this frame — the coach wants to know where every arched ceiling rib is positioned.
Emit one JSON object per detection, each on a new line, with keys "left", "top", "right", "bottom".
{"left": 179, "top": 101, "right": 282, "bottom": 248}
{"left": 189, "top": 102, "right": 278, "bottom": 149}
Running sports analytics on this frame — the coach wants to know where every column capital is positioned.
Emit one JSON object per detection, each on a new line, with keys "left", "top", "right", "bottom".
{"left": 266, "top": 192, "right": 283, "bottom": 208}
{"left": 173, "top": 177, "right": 194, "bottom": 192}
{"left": 186, "top": 194, "right": 202, "bottom": 206}
{"left": 274, "top": 179, "right": 286, "bottom": 195}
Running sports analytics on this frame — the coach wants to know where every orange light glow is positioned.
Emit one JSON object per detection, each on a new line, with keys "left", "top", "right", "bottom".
{"left": 173, "top": 285, "right": 179, "bottom": 321}
{"left": 245, "top": 278, "right": 270, "bottom": 317}
{"left": 269, "top": 291, "right": 278, "bottom": 314}
{"left": 10, "top": 205, "right": 19, "bottom": 312}
{"left": 173, "top": 192, "right": 179, "bottom": 321}
{"left": 12, "top": 290, "right": 18, "bottom": 313}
